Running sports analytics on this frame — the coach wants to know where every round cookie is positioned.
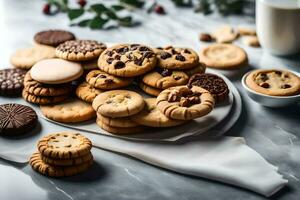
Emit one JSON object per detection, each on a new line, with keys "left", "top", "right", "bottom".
{"left": 142, "top": 68, "right": 189, "bottom": 89}
{"left": 156, "top": 86, "right": 215, "bottom": 120}
{"left": 41, "top": 152, "right": 93, "bottom": 166}
{"left": 24, "top": 72, "right": 71, "bottom": 96}
{"left": 98, "top": 44, "right": 157, "bottom": 77}
{"left": 34, "top": 30, "right": 75, "bottom": 47}
{"left": 155, "top": 46, "right": 199, "bottom": 70}
{"left": 139, "top": 82, "right": 162, "bottom": 97}
{"left": 37, "top": 132, "right": 92, "bottom": 159}
{"left": 131, "top": 98, "right": 185, "bottom": 127}
{"left": 56, "top": 40, "right": 106, "bottom": 61}
{"left": 29, "top": 152, "right": 93, "bottom": 177}
{"left": 0, "top": 103, "right": 37, "bottom": 136}
{"left": 183, "top": 62, "right": 206, "bottom": 77}
{"left": 188, "top": 73, "right": 229, "bottom": 102}
{"left": 245, "top": 69, "right": 300, "bottom": 96}
{"left": 92, "top": 90, "right": 145, "bottom": 118}
{"left": 86, "top": 70, "right": 133, "bottom": 90}
{"left": 10, "top": 45, "right": 56, "bottom": 69}
{"left": 22, "top": 90, "right": 69, "bottom": 105}
{"left": 76, "top": 82, "right": 103, "bottom": 103}
{"left": 199, "top": 44, "right": 248, "bottom": 69}
{"left": 96, "top": 117, "right": 144, "bottom": 135}
{"left": 0, "top": 68, "right": 26, "bottom": 96}
{"left": 40, "top": 99, "right": 96, "bottom": 123}
{"left": 30, "top": 58, "right": 83, "bottom": 84}
{"left": 97, "top": 113, "right": 139, "bottom": 128}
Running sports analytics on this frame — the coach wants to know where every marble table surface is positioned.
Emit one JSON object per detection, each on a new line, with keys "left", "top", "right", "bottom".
{"left": 0, "top": 0, "right": 300, "bottom": 199}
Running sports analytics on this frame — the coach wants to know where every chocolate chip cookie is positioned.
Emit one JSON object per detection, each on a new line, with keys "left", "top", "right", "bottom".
{"left": 98, "top": 44, "right": 157, "bottom": 77}
{"left": 0, "top": 68, "right": 26, "bottom": 96}
{"left": 34, "top": 29, "right": 76, "bottom": 47}
{"left": 246, "top": 69, "right": 300, "bottom": 96}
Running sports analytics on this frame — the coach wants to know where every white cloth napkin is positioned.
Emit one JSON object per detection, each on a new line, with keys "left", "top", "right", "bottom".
{"left": 87, "top": 134, "right": 288, "bottom": 197}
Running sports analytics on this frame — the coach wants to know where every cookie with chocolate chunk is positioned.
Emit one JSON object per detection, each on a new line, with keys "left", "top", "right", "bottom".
{"left": 86, "top": 70, "right": 133, "bottom": 90}
{"left": 34, "top": 30, "right": 75, "bottom": 47}
{"left": 142, "top": 68, "right": 189, "bottom": 89}
{"left": 188, "top": 73, "right": 229, "bottom": 102}
{"left": 0, "top": 68, "right": 26, "bottom": 96}
{"left": 56, "top": 40, "right": 106, "bottom": 61}
{"left": 98, "top": 44, "right": 157, "bottom": 77}
{"left": 155, "top": 46, "right": 199, "bottom": 70}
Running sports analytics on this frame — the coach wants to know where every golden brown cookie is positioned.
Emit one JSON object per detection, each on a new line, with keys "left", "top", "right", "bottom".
{"left": 139, "top": 82, "right": 162, "bottom": 97}
{"left": 92, "top": 90, "right": 145, "bottom": 118}
{"left": 131, "top": 98, "right": 185, "bottom": 127}
{"left": 22, "top": 90, "right": 68, "bottom": 105}
{"left": 156, "top": 86, "right": 215, "bottom": 120}
{"left": 243, "top": 36, "right": 260, "bottom": 47}
{"left": 37, "top": 132, "right": 92, "bottom": 159}
{"left": 29, "top": 152, "right": 93, "bottom": 177}
{"left": 237, "top": 27, "right": 256, "bottom": 36}
{"left": 41, "top": 152, "right": 93, "bottom": 166}
{"left": 86, "top": 70, "right": 133, "bottom": 89}
{"left": 76, "top": 82, "right": 103, "bottom": 103}
{"left": 212, "top": 25, "right": 239, "bottom": 43}
{"left": 142, "top": 68, "right": 189, "bottom": 89}
{"left": 199, "top": 44, "right": 248, "bottom": 69}
{"left": 96, "top": 117, "right": 144, "bottom": 135}
{"left": 98, "top": 44, "right": 157, "bottom": 77}
{"left": 40, "top": 99, "right": 96, "bottom": 123}
{"left": 56, "top": 40, "right": 106, "bottom": 61}
{"left": 97, "top": 113, "right": 139, "bottom": 128}
{"left": 245, "top": 69, "right": 300, "bottom": 96}
{"left": 155, "top": 46, "right": 199, "bottom": 70}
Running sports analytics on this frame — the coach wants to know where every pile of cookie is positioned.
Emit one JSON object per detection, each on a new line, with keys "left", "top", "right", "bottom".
{"left": 29, "top": 132, "right": 94, "bottom": 177}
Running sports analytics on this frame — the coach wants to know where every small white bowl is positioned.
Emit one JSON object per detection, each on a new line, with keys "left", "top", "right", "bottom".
{"left": 241, "top": 71, "right": 300, "bottom": 107}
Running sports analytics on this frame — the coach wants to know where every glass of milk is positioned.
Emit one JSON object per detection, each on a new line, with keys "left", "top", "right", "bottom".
{"left": 256, "top": 0, "right": 300, "bottom": 56}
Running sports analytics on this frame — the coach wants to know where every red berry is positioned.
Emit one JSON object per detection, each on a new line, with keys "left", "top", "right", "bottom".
{"left": 154, "top": 5, "right": 165, "bottom": 15}
{"left": 43, "top": 3, "right": 51, "bottom": 15}
{"left": 77, "top": 0, "right": 87, "bottom": 8}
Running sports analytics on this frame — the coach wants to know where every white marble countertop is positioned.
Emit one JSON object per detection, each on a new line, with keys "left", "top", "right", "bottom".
{"left": 0, "top": 0, "right": 300, "bottom": 199}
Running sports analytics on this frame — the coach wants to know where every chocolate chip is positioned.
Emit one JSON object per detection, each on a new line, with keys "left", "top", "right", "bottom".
{"left": 105, "top": 51, "right": 114, "bottom": 56}
{"left": 97, "top": 74, "right": 107, "bottom": 79}
{"left": 184, "top": 49, "right": 191, "bottom": 54}
{"left": 260, "top": 82, "right": 270, "bottom": 88}
{"left": 114, "top": 54, "right": 121, "bottom": 60}
{"left": 281, "top": 84, "right": 291, "bottom": 89}
{"left": 175, "top": 54, "right": 186, "bottom": 61}
{"left": 174, "top": 76, "right": 181, "bottom": 80}
{"left": 143, "top": 51, "right": 154, "bottom": 58}
{"left": 161, "top": 69, "right": 172, "bottom": 77}
{"left": 156, "top": 47, "right": 163, "bottom": 50}
{"left": 114, "top": 61, "right": 125, "bottom": 69}
{"left": 171, "top": 49, "right": 179, "bottom": 54}
{"left": 104, "top": 79, "right": 114, "bottom": 84}
{"left": 116, "top": 47, "right": 129, "bottom": 54}
{"left": 106, "top": 58, "right": 114, "bottom": 64}
{"left": 134, "top": 58, "right": 143, "bottom": 66}
{"left": 275, "top": 71, "right": 282, "bottom": 76}
{"left": 139, "top": 46, "right": 151, "bottom": 51}
{"left": 160, "top": 52, "right": 172, "bottom": 59}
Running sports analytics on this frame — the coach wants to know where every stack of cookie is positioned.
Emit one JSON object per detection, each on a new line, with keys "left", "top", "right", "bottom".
{"left": 0, "top": 68, "right": 27, "bottom": 96}
{"left": 22, "top": 58, "right": 83, "bottom": 104}
{"left": 140, "top": 46, "right": 206, "bottom": 96}
{"left": 92, "top": 90, "right": 146, "bottom": 134}
{"left": 29, "top": 132, "right": 93, "bottom": 177}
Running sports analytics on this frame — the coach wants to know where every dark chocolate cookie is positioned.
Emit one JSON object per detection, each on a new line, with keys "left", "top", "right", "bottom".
{"left": 34, "top": 30, "right": 76, "bottom": 47}
{"left": 0, "top": 103, "right": 38, "bottom": 136}
{"left": 0, "top": 68, "right": 26, "bottom": 96}
{"left": 188, "top": 73, "right": 229, "bottom": 102}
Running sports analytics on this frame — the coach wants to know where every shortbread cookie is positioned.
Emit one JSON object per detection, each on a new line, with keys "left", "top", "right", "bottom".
{"left": 41, "top": 152, "right": 93, "bottom": 166}
{"left": 0, "top": 103, "right": 37, "bottom": 136}
{"left": 40, "top": 99, "right": 96, "bottom": 123}
{"left": 131, "top": 98, "right": 185, "bottom": 127}
{"left": 142, "top": 68, "right": 189, "bottom": 89}
{"left": 29, "top": 152, "right": 93, "bottom": 177}
{"left": 92, "top": 90, "right": 145, "bottom": 118}
{"left": 96, "top": 117, "right": 144, "bottom": 134}
{"left": 38, "top": 132, "right": 92, "bottom": 159}
{"left": 97, "top": 113, "right": 139, "bottom": 128}
{"left": 188, "top": 73, "right": 229, "bottom": 102}
{"left": 243, "top": 36, "right": 260, "bottom": 47}
{"left": 237, "top": 27, "right": 256, "bottom": 36}
{"left": 81, "top": 59, "right": 99, "bottom": 70}
{"left": 155, "top": 46, "right": 199, "bottom": 70}
{"left": 199, "top": 44, "right": 248, "bottom": 69}
{"left": 86, "top": 70, "right": 133, "bottom": 89}
{"left": 212, "top": 25, "right": 238, "bottom": 43}
{"left": 76, "top": 82, "right": 103, "bottom": 103}
{"left": 246, "top": 69, "right": 300, "bottom": 96}
{"left": 183, "top": 63, "right": 206, "bottom": 77}
{"left": 0, "top": 68, "right": 26, "bottom": 96}
{"left": 24, "top": 72, "right": 71, "bottom": 96}
{"left": 156, "top": 86, "right": 215, "bottom": 120}
{"left": 10, "top": 45, "right": 56, "bottom": 69}
{"left": 22, "top": 90, "right": 68, "bottom": 105}
{"left": 56, "top": 40, "right": 106, "bottom": 61}
{"left": 30, "top": 58, "right": 83, "bottom": 84}
{"left": 34, "top": 30, "right": 76, "bottom": 47}
{"left": 139, "top": 82, "right": 162, "bottom": 97}
{"left": 98, "top": 44, "right": 157, "bottom": 77}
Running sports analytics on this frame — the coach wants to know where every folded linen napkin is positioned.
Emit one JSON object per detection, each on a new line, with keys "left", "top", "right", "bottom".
{"left": 87, "top": 134, "right": 288, "bottom": 197}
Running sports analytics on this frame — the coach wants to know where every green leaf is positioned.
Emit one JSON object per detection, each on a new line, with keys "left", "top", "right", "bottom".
{"left": 119, "top": 0, "right": 144, "bottom": 8}
{"left": 111, "top": 5, "right": 125, "bottom": 11}
{"left": 89, "top": 16, "right": 109, "bottom": 29}
{"left": 118, "top": 16, "right": 132, "bottom": 26}
{"left": 90, "top": 3, "right": 108, "bottom": 14}
{"left": 105, "top": 9, "right": 118, "bottom": 20}
{"left": 68, "top": 8, "right": 84, "bottom": 20}
{"left": 77, "top": 19, "right": 91, "bottom": 27}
